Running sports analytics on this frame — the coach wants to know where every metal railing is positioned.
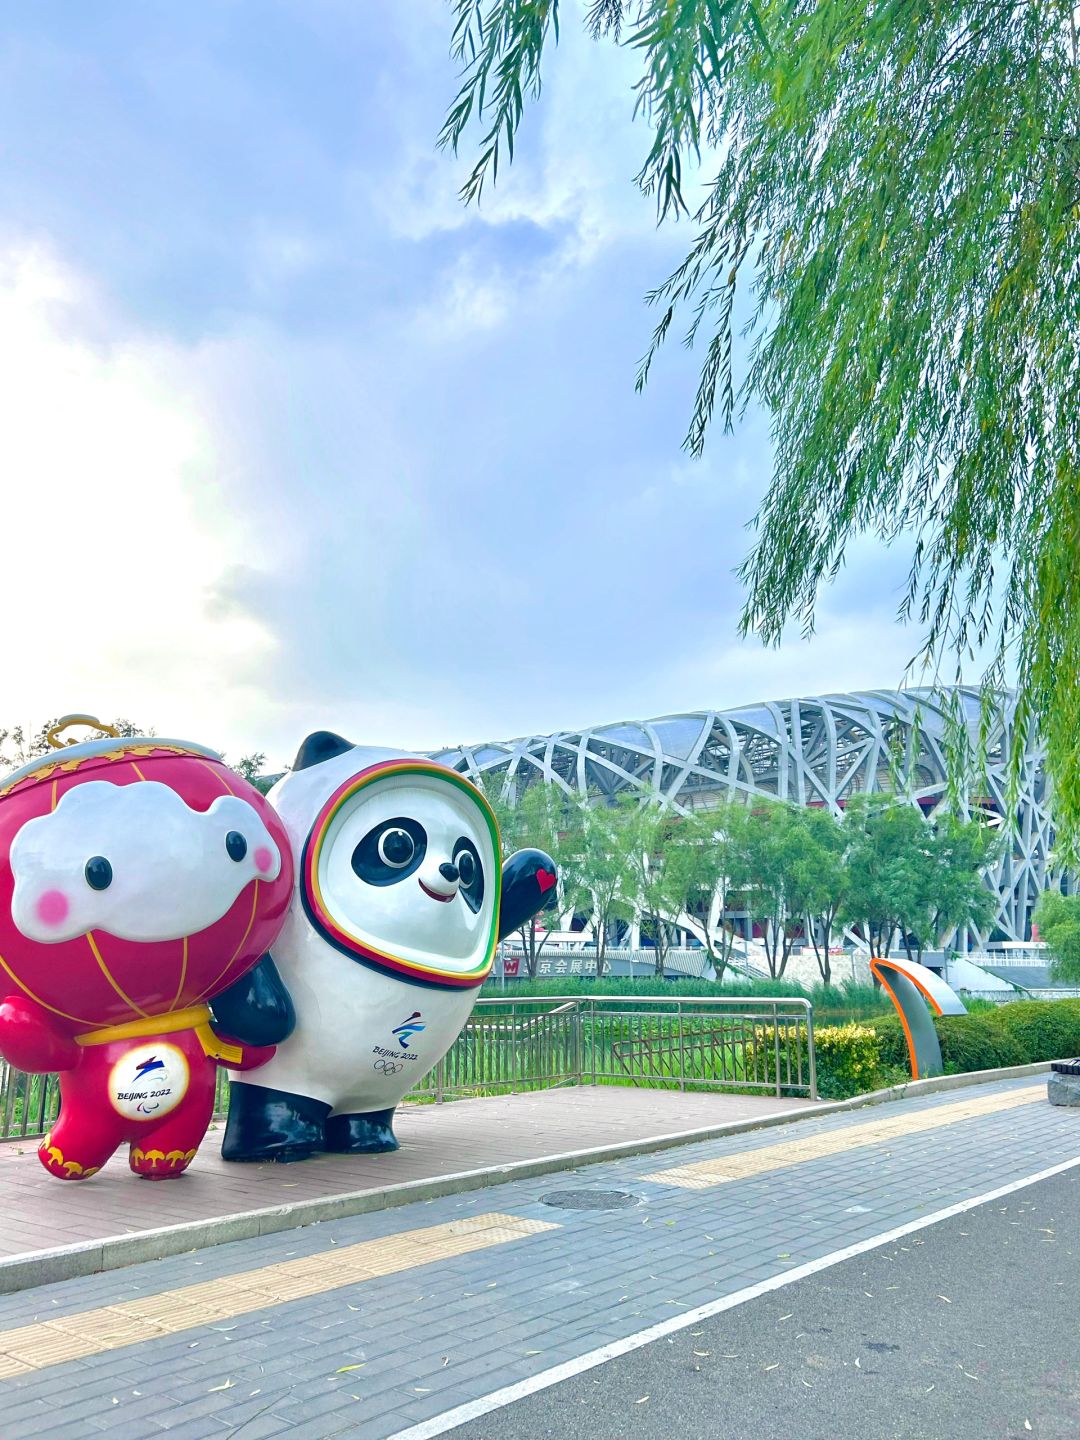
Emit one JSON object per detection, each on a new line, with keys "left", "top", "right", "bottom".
{"left": 963, "top": 987, "right": 1080, "bottom": 1003}
{"left": 0, "top": 1071, "right": 61, "bottom": 1140}
{"left": 0, "top": 994, "right": 816, "bottom": 1141}
{"left": 409, "top": 995, "right": 817, "bottom": 1103}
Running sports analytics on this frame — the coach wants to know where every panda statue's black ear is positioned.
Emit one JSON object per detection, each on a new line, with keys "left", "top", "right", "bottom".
{"left": 292, "top": 731, "right": 355, "bottom": 771}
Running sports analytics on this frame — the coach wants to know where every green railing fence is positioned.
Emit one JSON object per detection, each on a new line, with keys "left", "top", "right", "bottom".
{"left": 0, "top": 994, "right": 816, "bottom": 1140}
{"left": 409, "top": 996, "right": 817, "bottom": 1102}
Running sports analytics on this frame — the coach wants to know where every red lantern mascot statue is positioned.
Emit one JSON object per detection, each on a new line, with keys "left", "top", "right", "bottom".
{"left": 0, "top": 717, "right": 295, "bottom": 1181}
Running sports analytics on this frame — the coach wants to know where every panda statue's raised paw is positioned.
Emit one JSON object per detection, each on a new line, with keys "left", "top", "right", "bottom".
{"left": 221, "top": 732, "right": 556, "bottom": 1163}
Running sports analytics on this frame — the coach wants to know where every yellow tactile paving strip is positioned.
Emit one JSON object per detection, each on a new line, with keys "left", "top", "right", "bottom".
{"left": 0, "top": 1212, "right": 558, "bottom": 1378}
{"left": 641, "top": 1085, "right": 1045, "bottom": 1190}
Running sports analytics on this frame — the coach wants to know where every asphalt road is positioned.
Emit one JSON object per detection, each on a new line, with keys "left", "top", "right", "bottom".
{"left": 447, "top": 1170, "right": 1080, "bottom": 1440}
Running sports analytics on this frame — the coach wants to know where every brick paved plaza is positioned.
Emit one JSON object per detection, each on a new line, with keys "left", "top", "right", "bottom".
{"left": 0, "top": 1074, "right": 1074, "bottom": 1438}
{"left": 0, "top": 1087, "right": 812, "bottom": 1272}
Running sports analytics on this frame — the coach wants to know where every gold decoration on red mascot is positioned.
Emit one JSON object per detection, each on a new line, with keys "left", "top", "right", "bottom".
{"left": 45, "top": 714, "right": 121, "bottom": 749}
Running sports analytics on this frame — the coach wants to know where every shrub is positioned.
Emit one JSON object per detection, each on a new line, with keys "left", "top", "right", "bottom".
{"left": 807, "top": 997, "right": 1080, "bottom": 1096}
{"left": 813, "top": 1023, "right": 884, "bottom": 1099}
{"left": 745, "top": 1020, "right": 885, "bottom": 1099}
{"left": 869, "top": 997, "right": 1080, "bottom": 1079}
{"left": 868, "top": 1014, "right": 909, "bottom": 1071}
{"left": 990, "top": 998, "right": 1080, "bottom": 1062}
{"left": 743, "top": 1023, "right": 809, "bottom": 1093}
{"left": 932, "top": 1014, "right": 1027, "bottom": 1073}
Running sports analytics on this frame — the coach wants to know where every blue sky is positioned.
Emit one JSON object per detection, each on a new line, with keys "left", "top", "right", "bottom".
{"left": 0, "top": 2, "right": 936, "bottom": 770}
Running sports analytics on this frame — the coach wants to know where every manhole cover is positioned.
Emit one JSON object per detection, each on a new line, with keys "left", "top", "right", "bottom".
{"left": 541, "top": 1189, "right": 640, "bottom": 1211}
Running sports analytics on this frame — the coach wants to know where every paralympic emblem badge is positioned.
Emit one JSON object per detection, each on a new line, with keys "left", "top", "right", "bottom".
{"left": 108, "top": 1042, "right": 190, "bottom": 1121}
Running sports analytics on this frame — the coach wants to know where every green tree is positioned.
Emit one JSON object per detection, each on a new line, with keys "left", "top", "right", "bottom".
{"left": 563, "top": 794, "right": 639, "bottom": 975}
{"left": 0, "top": 720, "right": 285, "bottom": 797}
{"left": 841, "top": 794, "right": 927, "bottom": 960}
{"left": 682, "top": 801, "right": 754, "bottom": 981}
{"left": 620, "top": 799, "right": 702, "bottom": 976}
{"left": 476, "top": 775, "right": 568, "bottom": 976}
{"left": 0, "top": 716, "right": 147, "bottom": 770}
{"left": 841, "top": 794, "right": 998, "bottom": 961}
{"left": 1035, "top": 890, "right": 1080, "bottom": 984}
{"left": 790, "top": 806, "right": 848, "bottom": 987}
{"left": 231, "top": 752, "right": 276, "bottom": 795}
{"left": 738, "top": 800, "right": 810, "bottom": 978}
{"left": 907, "top": 812, "right": 1000, "bottom": 961}
{"left": 442, "top": 3, "right": 1080, "bottom": 849}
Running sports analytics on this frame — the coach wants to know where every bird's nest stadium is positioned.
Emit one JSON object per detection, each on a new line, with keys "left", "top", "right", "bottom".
{"left": 432, "top": 688, "right": 1053, "bottom": 944}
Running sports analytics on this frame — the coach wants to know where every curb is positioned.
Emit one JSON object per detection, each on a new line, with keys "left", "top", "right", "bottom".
{"left": 0, "top": 1063, "right": 1052, "bottom": 1295}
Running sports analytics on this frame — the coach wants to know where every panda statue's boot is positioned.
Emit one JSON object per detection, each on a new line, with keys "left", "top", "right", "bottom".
{"left": 324, "top": 1108, "right": 399, "bottom": 1154}
{"left": 221, "top": 1080, "right": 330, "bottom": 1162}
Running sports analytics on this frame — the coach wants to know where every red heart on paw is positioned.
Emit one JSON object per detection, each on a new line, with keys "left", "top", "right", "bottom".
{"left": 536, "top": 867, "right": 557, "bottom": 894}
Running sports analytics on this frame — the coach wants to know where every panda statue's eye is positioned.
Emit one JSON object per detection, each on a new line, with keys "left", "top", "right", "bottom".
{"left": 352, "top": 818, "right": 427, "bottom": 886}
{"left": 453, "top": 838, "right": 485, "bottom": 914}
{"left": 85, "top": 855, "right": 113, "bottom": 891}
{"left": 379, "top": 828, "right": 415, "bottom": 868}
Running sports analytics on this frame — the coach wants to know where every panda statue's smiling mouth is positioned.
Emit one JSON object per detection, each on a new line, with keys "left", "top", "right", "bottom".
{"left": 419, "top": 878, "right": 456, "bottom": 904}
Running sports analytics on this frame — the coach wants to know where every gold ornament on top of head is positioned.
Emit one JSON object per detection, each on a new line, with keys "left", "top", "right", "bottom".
{"left": 45, "top": 715, "right": 122, "bottom": 750}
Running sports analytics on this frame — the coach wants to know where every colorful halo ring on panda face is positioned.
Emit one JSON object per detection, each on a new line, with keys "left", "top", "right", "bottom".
{"left": 300, "top": 759, "right": 502, "bottom": 989}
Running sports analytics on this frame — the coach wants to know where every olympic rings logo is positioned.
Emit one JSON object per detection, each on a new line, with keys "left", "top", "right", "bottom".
{"left": 373, "top": 1059, "right": 403, "bottom": 1075}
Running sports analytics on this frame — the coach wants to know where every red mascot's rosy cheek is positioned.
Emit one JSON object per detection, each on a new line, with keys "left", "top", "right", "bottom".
{"left": 35, "top": 890, "right": 69, "bottom": 927}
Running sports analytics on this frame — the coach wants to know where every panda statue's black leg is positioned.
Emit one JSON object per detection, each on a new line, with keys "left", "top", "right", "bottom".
{"left": 221, "top": 1081, "right": 331, "bottom": 1162}
{"left": 324, "top": 1108, "right": 399, "bottom": 1154}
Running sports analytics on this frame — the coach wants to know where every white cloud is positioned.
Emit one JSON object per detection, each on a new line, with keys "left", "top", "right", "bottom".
{"left": 372, "top": 8, "right": 678, "bottom": 269}
{"left": 0, "top": 242, "right": 278, "bottom": 754}
{"left": 413, "top": 254, "right": 512, "bottom": 337}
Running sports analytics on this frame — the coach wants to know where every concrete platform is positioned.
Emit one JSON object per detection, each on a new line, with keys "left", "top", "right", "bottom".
{"left": 0, "top": 1086, "right": 812, "bottom": 1279}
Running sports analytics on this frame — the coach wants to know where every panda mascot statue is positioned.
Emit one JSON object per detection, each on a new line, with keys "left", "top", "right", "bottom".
{"left": 219, "top": 731, "right": 557, "bottom": 1161}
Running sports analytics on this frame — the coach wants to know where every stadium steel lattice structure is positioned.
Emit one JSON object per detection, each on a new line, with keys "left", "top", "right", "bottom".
{"left": 432, "top": 688, "right": 1053, "bottom": 944}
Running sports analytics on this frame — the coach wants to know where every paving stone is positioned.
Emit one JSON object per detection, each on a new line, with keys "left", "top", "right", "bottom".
{"left": 258, "top": 1412, "right": 359, "bottom": 1439}
{"left": 0, "top": 1397, "right": 57, "bottom": 1430}
{"left": 149, "top": 1418, "right": 232, "bottom": 1439}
